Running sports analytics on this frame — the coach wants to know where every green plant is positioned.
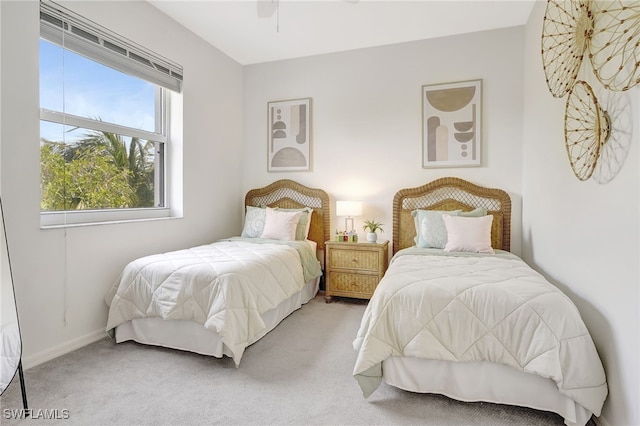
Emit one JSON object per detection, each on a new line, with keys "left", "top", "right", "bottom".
{"left": 362, "top": 219, "right": 384, "bottom": 234}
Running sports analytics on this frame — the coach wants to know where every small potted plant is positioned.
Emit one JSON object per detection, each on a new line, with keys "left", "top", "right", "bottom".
{"left": 362, "top": 219, "right": 384, "bottom": 243}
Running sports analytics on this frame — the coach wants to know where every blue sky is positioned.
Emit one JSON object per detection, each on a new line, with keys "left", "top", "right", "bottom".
{"left": 39, "top": 39, "right": 156, "bottom": 143}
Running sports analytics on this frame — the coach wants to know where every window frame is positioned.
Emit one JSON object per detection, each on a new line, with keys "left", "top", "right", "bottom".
{"left": 38, "top": 1, "right": 182, "bottom": 228}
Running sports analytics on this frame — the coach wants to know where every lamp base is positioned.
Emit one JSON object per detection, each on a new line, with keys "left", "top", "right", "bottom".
{"left": 345, "top": 217, "right": 354, "bottom": 233}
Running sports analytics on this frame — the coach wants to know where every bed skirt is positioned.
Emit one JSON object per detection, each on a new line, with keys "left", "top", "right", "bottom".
{"left": 382, "top": 356, "right": 593, "bottom": 426}
{"left": 114, "top": 276, "right": 320, "bottom": 359}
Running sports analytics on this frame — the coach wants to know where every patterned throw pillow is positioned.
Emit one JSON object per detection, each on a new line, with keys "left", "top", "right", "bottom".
{"left": 241, "top": 206, "right": 266, "bottom": 238}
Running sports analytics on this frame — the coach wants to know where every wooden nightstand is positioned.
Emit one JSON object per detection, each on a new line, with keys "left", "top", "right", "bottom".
{"left": 324, "top": 240, "right": 389, "bottom": 303}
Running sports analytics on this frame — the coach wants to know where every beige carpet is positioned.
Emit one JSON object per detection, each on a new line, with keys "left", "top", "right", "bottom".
{"left": 0, "top": 295, "right": 584, "bottom": 425}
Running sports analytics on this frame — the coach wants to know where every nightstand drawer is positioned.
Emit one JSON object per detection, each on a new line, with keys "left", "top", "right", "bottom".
{"left": 330, "top": 273, "right": 379, "bottom": 296}
{"left": 328, "top": 249, "right": 379, "bottom": 272}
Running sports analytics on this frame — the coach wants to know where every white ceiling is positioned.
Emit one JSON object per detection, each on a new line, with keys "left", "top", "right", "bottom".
{"left": 148, "top": 0, "right": 536, "bottom": 65}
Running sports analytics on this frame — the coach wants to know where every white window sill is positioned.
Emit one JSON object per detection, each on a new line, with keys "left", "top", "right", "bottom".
{"left": 40, "top": 207, "right": 180, "bottom": 229}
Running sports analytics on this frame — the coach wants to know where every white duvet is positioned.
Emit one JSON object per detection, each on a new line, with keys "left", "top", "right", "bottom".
{"left": 353, "top": 248, "right": 607, "bottom": 417}
{"left": 105, "top": 239, "right": 321, "bottom": 366}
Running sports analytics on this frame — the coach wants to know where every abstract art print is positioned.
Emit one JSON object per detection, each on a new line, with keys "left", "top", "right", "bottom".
{"left": 422, "top": 80, "right": 482, "bottom": 168}
{"left": 267, "top": 98, "right": 311, "bottom": 172}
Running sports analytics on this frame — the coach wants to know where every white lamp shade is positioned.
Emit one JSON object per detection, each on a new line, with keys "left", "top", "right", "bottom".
{"left": 336, "top": 200, "right": 362, "bottom": 217}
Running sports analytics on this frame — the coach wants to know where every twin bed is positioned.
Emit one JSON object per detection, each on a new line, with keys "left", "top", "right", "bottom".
{"left": 352, "top": 177, "right": 607, "bottom": 426}
{"left": 104, "top": 177, "right": 607, "bottom": 425}
{"left": 105, "top": 179, "right": 329, "bottom": 366}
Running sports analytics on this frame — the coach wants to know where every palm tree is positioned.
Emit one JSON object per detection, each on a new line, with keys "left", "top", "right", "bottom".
{"left": 40, "top": 139, "right": 136, "bottom": 210}
{"left": 40, "top": 126, "right": 156, "bottom": 210}
{"left": 78, "top": 130, "right": 156, "bottom": 207}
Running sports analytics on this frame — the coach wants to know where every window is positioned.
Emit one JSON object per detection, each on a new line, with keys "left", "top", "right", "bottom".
{"left": 39, "top": 1, "right": 182, "bottom": 227}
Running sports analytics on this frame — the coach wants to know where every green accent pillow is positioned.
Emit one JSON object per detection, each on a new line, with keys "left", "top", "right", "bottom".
{"left": 460, "top": 207, "right": 487, "bottom": 217}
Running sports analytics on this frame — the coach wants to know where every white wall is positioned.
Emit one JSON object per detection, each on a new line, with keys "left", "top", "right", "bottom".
{"left": 522, "top": 2, "right": 639, "bottom": 426}
{"left": 4, "top": 1, "right": 636, "bottom": 423}
{"left": 243, "top": 27, "right": 525, "bottom": 255}
{"left": 0, "top": 1, "right": 244, "bottom": 367}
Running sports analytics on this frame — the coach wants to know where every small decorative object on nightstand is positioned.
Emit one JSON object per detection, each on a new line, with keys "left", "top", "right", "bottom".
{"left": 362, "top": 219, "right": 384, "bottom": 243}
{"left": 324, "top": 240, "right": 389, "bottom": 303}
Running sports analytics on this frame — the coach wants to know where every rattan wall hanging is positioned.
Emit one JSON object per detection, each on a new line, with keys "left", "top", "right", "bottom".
{"left": 541, "top": 0, "right": 592, "bottom": 98}
{"left": 542, "top": 0, "right": 640, "bottom": 95}
{"left": 542, "top": 0, "right": 638, "bottom": 182}
{"left": 589, "top": 1, "right": 640, "bottom": 91}
{"left": 564, "top": 80, "right": 610, "bottom": 180}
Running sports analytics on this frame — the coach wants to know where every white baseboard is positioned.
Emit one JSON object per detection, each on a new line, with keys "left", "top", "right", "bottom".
{"left": 22, "top": 329, "right": 108, "bottom": 370}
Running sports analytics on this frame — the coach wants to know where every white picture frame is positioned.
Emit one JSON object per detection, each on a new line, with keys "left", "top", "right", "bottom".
{"left": 422, "top": 79, "right": 482, "bottom": 168}
{"left": 267, "top": 98, "right": 312, "bottom": 172}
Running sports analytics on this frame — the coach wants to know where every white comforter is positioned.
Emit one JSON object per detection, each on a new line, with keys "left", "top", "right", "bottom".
{"left": 105, "top": 239, "right": 321, "bottom": 366}
{"left": 353, "top": 248, "right": 607, "bottom": 417}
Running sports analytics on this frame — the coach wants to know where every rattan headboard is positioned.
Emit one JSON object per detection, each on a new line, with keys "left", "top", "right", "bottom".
{"left": 245, "top": 179, "right": 330, "bottom": 253}
{"left": 393, "top": 177, "right": 511, "bottom": 255}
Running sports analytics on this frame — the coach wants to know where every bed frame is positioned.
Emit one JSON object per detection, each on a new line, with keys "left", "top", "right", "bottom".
{"left": 245, "top": 179, "right": 330, "bottom": 256}
{"left": 392, "top": 176, "right": 511, "bottom": 254}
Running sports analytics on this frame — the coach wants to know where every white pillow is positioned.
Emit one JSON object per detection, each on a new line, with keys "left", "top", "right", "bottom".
{"left": 443, "top": 214, "right": 494, "bottom": 254}
{"left": 260, "top": 208, "right": 302, "bottom": 240}
{"left": 241, "top": 206, "right": 266, "bottom": 238}
{"left": 277, "top": 207, "right": 313, "bottom": 240}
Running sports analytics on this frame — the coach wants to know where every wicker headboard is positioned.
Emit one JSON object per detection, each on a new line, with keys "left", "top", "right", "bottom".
{"left": 393, "top": 177, "right": 512, "bottom": 255}
{"left": 245, "top": 179, "right": 330, "bottom": 253}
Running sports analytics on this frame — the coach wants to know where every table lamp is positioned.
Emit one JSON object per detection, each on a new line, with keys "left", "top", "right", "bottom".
{"left": 336, "top": 200, "right": 362, "bottom": 232}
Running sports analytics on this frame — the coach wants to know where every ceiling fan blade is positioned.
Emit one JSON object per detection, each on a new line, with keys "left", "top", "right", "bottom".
{"left": 257, "top": 0, "right": 277, "bottom": 18}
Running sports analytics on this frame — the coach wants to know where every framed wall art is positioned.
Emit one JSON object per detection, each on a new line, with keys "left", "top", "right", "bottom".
{"left": 267, "top": 98, "right": 311, "bottom": 172}
{"left": 422, "top": 79, "right": 482, "bottom": 168}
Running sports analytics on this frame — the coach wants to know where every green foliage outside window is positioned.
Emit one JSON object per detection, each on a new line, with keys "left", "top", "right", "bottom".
{"left": 40, "top": 130, "right": 156, "bottom": 211}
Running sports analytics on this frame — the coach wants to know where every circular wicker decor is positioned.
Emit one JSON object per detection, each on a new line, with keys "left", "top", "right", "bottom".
{"left": 589, "top": 1, "right": 640, "bottom": 91}
{"left": 542, "top": 0, "right": 593, "bottom": 98}
{"left": 564, "top": 81, "right": 610, "bottom": 181}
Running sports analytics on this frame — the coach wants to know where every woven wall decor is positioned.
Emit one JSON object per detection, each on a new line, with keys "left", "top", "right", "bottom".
{"left": 542, "top": 0, "right": 637, "bottom": 182}
{"left": 589, "top": 1, "right": 640, "bottom": 91}
{"left": 542, "top": 0, "right": 593, "bottom": 98}
{"left": 564, "top": 80, "right": 611, "bottom": 181}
